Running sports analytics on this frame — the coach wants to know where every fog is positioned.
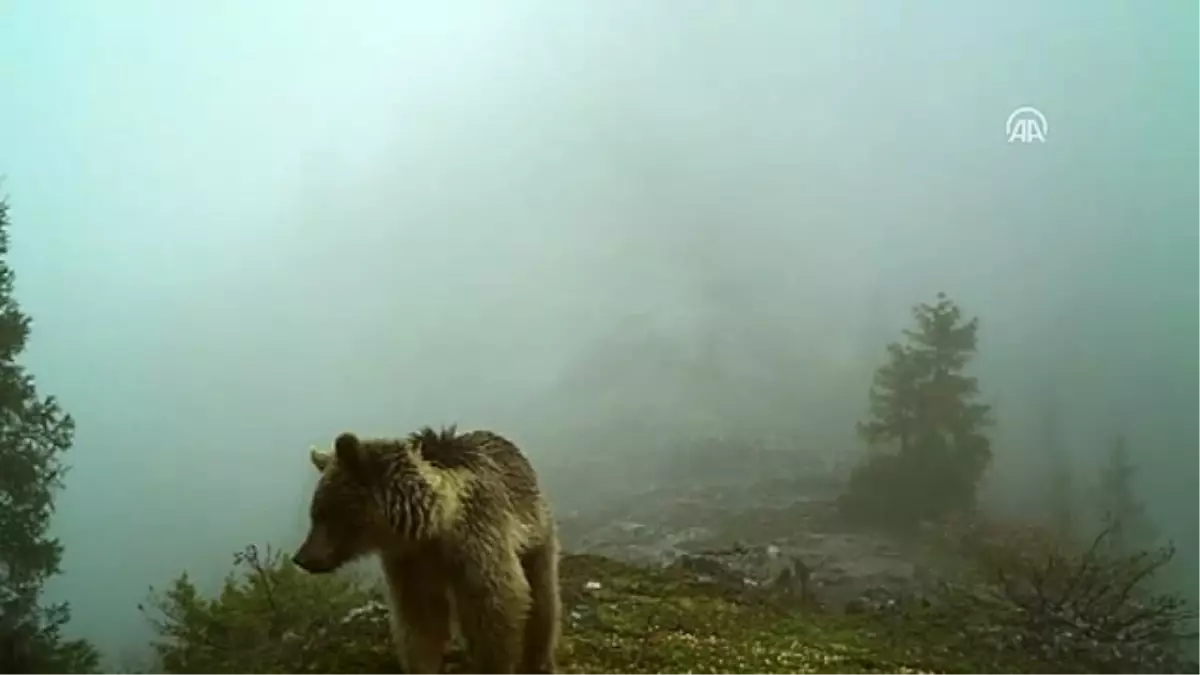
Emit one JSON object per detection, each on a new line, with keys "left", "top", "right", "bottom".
{"left": 1, "top": 0, "right": 1196, "bottom": 665}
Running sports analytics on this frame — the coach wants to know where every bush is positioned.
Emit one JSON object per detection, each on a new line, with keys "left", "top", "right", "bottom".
{"left": 141, "top": 544, "right": 395, "bottom": 674}
{"left": 905, "top": 516, "right": 1199, "bottom": 673}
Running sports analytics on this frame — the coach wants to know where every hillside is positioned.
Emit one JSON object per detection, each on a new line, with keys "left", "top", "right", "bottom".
{"left": 139, "top": 547, "right": 1015, "bottom": 674}
{"left": 139, "top": 471, "right": 1197, "bottom": 674}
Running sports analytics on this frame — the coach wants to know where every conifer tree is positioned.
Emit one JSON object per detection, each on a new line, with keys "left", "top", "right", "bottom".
{"left": 844, "top": 292, "right": 993, "bottom": 526}
{"left": 0, "top": 195, "right": 98, "bottom": 672}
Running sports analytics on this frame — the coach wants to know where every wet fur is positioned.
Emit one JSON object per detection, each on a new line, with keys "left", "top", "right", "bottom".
{"left": 293, "top": 426, "right": 561, "bottom": 674}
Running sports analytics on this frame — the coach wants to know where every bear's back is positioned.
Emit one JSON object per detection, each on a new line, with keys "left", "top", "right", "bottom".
{"left": 420, "top": 428, "right": 553, "bottom": 550}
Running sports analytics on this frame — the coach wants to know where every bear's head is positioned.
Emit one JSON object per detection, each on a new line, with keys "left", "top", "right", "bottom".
{"left": 292, "top": 432, "right": 388, "bottom": 574}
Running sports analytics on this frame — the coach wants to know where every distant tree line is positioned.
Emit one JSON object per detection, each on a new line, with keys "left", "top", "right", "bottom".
{"left": 839, "top": 291, "right": 1163, "bottom": 551}
{"left": 838, "top": 291, "right": 1194, "bottom": 670}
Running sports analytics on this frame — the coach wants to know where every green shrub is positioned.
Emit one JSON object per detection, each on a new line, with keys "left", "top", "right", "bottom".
{"left": 141, "top": 544, "right": 394, "bottom": 674}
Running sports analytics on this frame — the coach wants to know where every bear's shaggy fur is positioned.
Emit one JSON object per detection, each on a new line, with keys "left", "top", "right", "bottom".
{"left": 293, "top": 426, "right": 560, "bottom": 674}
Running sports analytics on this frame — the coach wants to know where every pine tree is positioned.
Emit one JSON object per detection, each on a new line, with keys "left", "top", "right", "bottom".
{"left": 857, "top": 342, "right": 923, "bottom": 455}
{"left": 0, "top": 196, "right": 98, "bottom": 673}
{"left": 845, "top": 292, "right": 993, "bottom": 527}
{"left": 1096, "top": 431, "right": 1156, "bottom": 555}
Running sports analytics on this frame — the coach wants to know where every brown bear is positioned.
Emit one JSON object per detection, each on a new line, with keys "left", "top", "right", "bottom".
{"left": 292, "top": 426, "right": 561, "bottom": 674}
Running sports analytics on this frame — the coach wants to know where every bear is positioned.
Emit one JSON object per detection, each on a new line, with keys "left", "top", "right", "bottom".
{"left": 292, "top": 425, "right": 561, "bottom": 674}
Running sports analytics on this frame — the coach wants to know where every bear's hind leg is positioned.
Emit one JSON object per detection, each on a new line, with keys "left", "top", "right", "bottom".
{"left": 519, "top": 538, "right": 561, "bottom": 674}
{"left": 450, "top": 546, "right": 531, "bottom": 673}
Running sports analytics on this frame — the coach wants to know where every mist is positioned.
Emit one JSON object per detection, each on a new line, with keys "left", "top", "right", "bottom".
{"left": 1, "top": 0, "right": 1196, "bottom": 665}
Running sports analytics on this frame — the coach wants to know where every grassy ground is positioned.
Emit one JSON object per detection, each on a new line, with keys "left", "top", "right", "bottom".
{"left": 307, "top": 552, "right": 1032, "bottom": 672}
{"left": 146, "top": 547, "right": 1191, "bottom": 674}
{"left": 554, "top": 554, "right": 934, "bottom": 674}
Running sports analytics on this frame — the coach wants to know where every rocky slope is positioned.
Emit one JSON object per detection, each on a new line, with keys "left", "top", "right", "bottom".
{"left": 556, "top": 474, "right": 936, "bottom": 615}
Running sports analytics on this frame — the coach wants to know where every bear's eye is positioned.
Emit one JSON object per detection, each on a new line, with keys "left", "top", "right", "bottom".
{"left": 311, "top": 493, "right": 340, "bottom": 521}
{"left": 311, "top": 481, "right": 359, "bottom": 522}
{"left": 309, "top": 502, "right": 326, "bottom": 521}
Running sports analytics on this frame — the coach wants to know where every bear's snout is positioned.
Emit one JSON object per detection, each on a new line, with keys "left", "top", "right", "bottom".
{"left": 292, "top": 549, "right": 334, "bottom": 574}
{"left": 291, "top": 531, "right": 338, "bottom": 574}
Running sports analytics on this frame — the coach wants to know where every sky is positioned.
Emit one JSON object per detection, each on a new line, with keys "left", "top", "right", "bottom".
{"left": 1, "top": 0, "right": 1196, "bottom": 664}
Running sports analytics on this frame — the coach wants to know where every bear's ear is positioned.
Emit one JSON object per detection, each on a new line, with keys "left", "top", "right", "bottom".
{"left": 310, "top": 447, "right": 332, "bottom": 472}
{"left": 334, "top": 432, "right": 363, "bottom": 473}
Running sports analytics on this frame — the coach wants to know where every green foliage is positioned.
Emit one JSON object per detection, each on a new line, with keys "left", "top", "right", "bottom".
{"left": 841, "top": 293, "right": 993, "bottom": 530}
{"left": 142, "top": 544, "right": 391, "bottom": 673}
{"left": 0, "top": 195, "right": 99, "bottom": 673}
